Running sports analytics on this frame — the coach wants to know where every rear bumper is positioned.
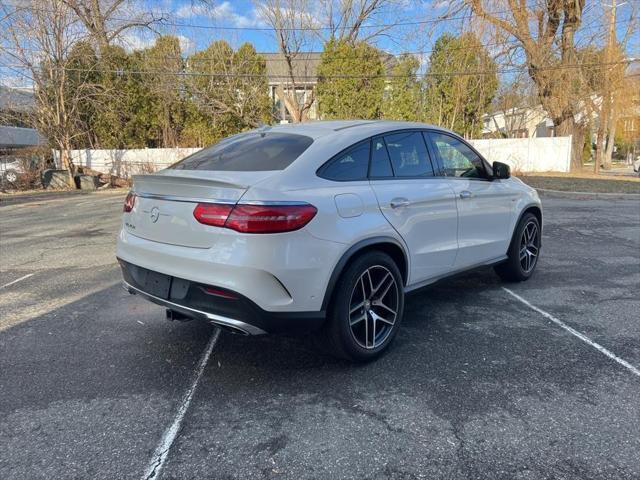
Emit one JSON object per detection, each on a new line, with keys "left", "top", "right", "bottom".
{"left": 116, "top": 227, "right": 343, "bottom": 313}
{"left": 119, "top": 259, "right": 325, "bottom": 335}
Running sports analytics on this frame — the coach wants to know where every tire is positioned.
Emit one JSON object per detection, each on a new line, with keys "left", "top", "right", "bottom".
{"left": 494, "top": 212, "right": 541, "bottom": 282}
{"left": 3, "top": 169, "right": 19, "bottom": 184}
{"left": 323, "top": 251, "right": 405, "bottom": 362}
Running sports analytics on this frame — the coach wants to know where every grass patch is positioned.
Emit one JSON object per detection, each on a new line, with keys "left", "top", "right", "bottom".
{"left": 519, "top": 175, "right": 640, "bottom": 194}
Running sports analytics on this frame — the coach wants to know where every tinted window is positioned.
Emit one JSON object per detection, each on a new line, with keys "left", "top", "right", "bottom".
{"left": 319, "top": 141, "right": 370, "bottom": 181}
{"left": 170, "top": 132, "right": 313, "bottom": 171}
{"left": 370, "top": 136, "right": 393, "bottom": 178}
{"left": 428, "top": 132, "right": 486, "bottom": 178}
{"left": 384, "top": 131, "right": 434, "bottom": 177}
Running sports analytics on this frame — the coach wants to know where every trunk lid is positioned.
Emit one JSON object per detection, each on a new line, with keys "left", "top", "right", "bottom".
{"left": 126, "top": 170, "right": 275, "bottom": 248}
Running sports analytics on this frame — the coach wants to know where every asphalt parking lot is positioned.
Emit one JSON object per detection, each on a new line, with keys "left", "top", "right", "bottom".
{"left": 1, "top": 191, "right": 639, "bottom": 479}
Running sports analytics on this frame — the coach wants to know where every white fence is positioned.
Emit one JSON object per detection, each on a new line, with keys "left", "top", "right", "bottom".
{"left": 469, "top": 136, "right": 572, "bottom": 173}
{"left": 56, "top": 147, "right": 201, "bottom": 178}
{"left": 58, "top": 136, "right": 572, "bottom": 177}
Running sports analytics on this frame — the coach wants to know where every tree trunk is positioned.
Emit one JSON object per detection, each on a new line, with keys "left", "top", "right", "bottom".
{"left": 594, "top": 111, "right": 607, "bottom": 173}
{"left": 604, "top": 113, "right": 617, "bottom": 169}
{"left": 58, "top": 149, "right": 75, "bottom": 187}
{"left": 556, "top": 116, "right": 584, "bottom": 171}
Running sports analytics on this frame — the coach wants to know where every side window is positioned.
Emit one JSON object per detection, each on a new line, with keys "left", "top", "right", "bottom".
{"left": 428, "top": 132, "right": 486, "bottom": 179}
{"left": 383, "top": 131, "right": 434, "bottom": 177}
{"left": 370, "top": 136, "right": 393, "bottom": 178}
{"left": 318, "top": 141, "right": 370, "bottom": 181}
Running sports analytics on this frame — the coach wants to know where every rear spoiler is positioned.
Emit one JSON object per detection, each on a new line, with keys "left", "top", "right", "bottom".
{"left": 131, "top": 173, "right": 250, "bottom": 202}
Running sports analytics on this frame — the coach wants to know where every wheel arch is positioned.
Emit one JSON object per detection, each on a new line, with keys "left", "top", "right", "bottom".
{"left": 321, "top": 236, "right": 409, "bottom": 311}
{"left": 513, "top": 204, "right": 543, "bottom": 247}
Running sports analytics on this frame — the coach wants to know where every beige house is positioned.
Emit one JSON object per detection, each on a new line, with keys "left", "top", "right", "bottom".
{"left": 481, "top": 106, "right": 556, "bottom": 138}
{"left": 263, "top": 52, "right": 322, "bottom": 122}
{"left": 263, "top": 51, "right": 397, "bottom": 123}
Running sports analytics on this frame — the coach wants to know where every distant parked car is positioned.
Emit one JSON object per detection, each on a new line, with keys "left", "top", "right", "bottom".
{"left": 118, "top": 120, "right": 542, "bottom": 361}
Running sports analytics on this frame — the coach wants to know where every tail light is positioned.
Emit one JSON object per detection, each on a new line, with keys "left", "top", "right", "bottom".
{"left": 193, "top": 202, "right": 317, "bottom": 233}
{"left": 193, "top": 203, "right": 233, "bottom": 227}
{"left": 123, "top": 192, "right": 136, "bottom": 212}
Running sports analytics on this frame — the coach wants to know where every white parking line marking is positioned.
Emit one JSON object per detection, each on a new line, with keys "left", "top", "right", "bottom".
{"left": 0, "top": 273, "right": 34, "bottom": 289}
{"left": 141, "top": 328, "right": 221, "bottom": 480}
{"left": 503, "top": 287, "right": 640, "bottom": 377}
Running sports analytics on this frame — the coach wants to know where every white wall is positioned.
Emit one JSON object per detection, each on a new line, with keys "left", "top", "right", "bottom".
{"left": 470, "top": 136, "right": 572, "bottom": 173}
{"left": 58, "top": 136, "right": 572, "bottom": 177}
{"left": 57, "top": 147, "right": 201, "bottom": 178}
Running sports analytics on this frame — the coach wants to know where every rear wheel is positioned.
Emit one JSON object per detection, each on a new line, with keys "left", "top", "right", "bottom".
{"left": 495, "top": 212, "right": 541, "bottom": 282}
{"left": 323, "top": 251, "right": 404, "bottom": 362}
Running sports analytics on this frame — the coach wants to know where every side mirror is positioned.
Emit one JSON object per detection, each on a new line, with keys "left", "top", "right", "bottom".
{"left": 493, "top": 161, "right": 511, "bottom": 179}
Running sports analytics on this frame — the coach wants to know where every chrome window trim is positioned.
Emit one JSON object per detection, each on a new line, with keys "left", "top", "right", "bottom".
{"left": 237, "top": 200, "right": 312, "bottom": 206}
{"left": 134, "top": 193, "right": 311, "bottom": 207}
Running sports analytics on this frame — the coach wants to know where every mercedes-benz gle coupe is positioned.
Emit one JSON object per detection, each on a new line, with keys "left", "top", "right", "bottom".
{"left": 117, "top": 120, "right": 542, "bottom": 361}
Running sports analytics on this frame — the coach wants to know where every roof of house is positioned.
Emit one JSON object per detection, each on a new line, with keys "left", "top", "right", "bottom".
{"left": 261, "top": 51, "right": 398, "bottom": 84}
{"left": 0, "top": 125, "right": 46, "bottom": 148}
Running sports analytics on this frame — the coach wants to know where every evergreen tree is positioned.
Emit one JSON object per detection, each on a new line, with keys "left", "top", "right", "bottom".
{"left": 139, "top": 36, "right": 186, "bottom": 148}
{"left": 316, "top": 39, "right": 385, "bottom": 120}
{"left": 186, "top": 40, "right": 271, "bottom": 141}
{"left": 423, "top": 33, "right": 498, "bottom": 138}
{"left": 382, "top": 54, "right": 421, "bottom": 121}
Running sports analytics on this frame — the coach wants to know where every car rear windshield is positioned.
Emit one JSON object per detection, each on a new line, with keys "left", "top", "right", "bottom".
{"left": 169, "top": 132, "right": 314, "bottom": 171}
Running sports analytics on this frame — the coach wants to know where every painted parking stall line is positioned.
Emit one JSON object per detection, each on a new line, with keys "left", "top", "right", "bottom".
{"left": 503, "top": 287, "right": 640, "bottom": 378}
{"left": 0, "top": 273, "right": 34, "bottom": 289}
{"left": 141, "top": 328, "right": 221, "bottom": 480}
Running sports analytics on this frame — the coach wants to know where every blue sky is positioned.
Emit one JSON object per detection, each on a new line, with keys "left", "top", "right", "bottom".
{"left": 0, "top": 0, "right": 638, "bottom": 88}
{"left": 132, "top": 0, "right": 448, "bottom": 55}
{"left": 142, "top": 0, "right": 638, "bottom": 56}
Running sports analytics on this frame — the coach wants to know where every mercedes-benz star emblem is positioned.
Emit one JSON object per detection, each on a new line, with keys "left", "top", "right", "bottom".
{"left": 150, "top": 207, "right": 160, "bottom": 223}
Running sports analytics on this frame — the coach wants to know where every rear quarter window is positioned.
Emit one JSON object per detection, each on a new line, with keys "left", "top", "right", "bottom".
{"left": 318, "top": 141, "right": 370, "bottom": 181}
{"left": 170, "top": 132, "right": 314, "bottom": 171}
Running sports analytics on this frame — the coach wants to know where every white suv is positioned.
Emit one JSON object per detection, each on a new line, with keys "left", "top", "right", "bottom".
{"left": 117, "top": 120, "right": 542, "bottom": 361}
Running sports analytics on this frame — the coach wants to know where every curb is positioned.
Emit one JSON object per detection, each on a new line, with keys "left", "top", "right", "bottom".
{"left": 535, "top": 187, "right": 640, "bottom": 200}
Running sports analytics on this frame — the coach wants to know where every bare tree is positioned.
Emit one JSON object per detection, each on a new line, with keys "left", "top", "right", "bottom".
{"left": 451, "top": 0, "right": 594, "bottom": 170}
{"left": 255, "top": 0, "right": 316, "bottom": 123}
{"left": 593, "top": 0, "right": 637, "bottom": 171}
{"left": 1, "top": 1, "right": 101, "bottom": 184}
{"left": 321, "top": 0, "right": 395, "bottom": 43}
{"left": 255, "top": 0, "right": 396, "bottom": 122}
{"left": 60, "top": 0, "right": 165, "bottom": 53}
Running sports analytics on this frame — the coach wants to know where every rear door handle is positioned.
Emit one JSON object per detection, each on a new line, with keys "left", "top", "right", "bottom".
{"left": 390, "top": 197, "right": 410, "bottom": 209}
{"left": 459, "top": 190, "right": 473, "bottom": 199}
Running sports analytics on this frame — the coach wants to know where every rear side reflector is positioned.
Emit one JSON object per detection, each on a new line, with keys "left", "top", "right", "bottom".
{"left": 123, "top": 192, "right": 136, "bottom": 212}
{"left": 201, "top": 286, "right": 239, "bottom": 300}
{"left": 193, "top": 202, "right": 317, "bottom": 233}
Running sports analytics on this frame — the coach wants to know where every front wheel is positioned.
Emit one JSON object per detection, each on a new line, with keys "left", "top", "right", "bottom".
{"left": 323, "top": 251, "right": 404, "bottom": 362}
{"left": 495, "top": 212, "right": 541, "bottom": 282}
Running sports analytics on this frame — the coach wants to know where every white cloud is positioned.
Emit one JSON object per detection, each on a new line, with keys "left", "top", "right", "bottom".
{"left": 177, "top": 35, "right": 196, "bottom": 54}
{"left": 175, "top": 4, "right": 209, "bottom": 18}
{"left": 175, "top": 1, "right": 267, "bottom": 28}
{"left": 118, "top": 31, "right": 157, "bottom": 52}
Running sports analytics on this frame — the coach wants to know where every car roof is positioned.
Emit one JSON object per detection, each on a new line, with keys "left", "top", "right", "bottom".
{"left": 267, "top": 120, "right": 453, "bottom": 140}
